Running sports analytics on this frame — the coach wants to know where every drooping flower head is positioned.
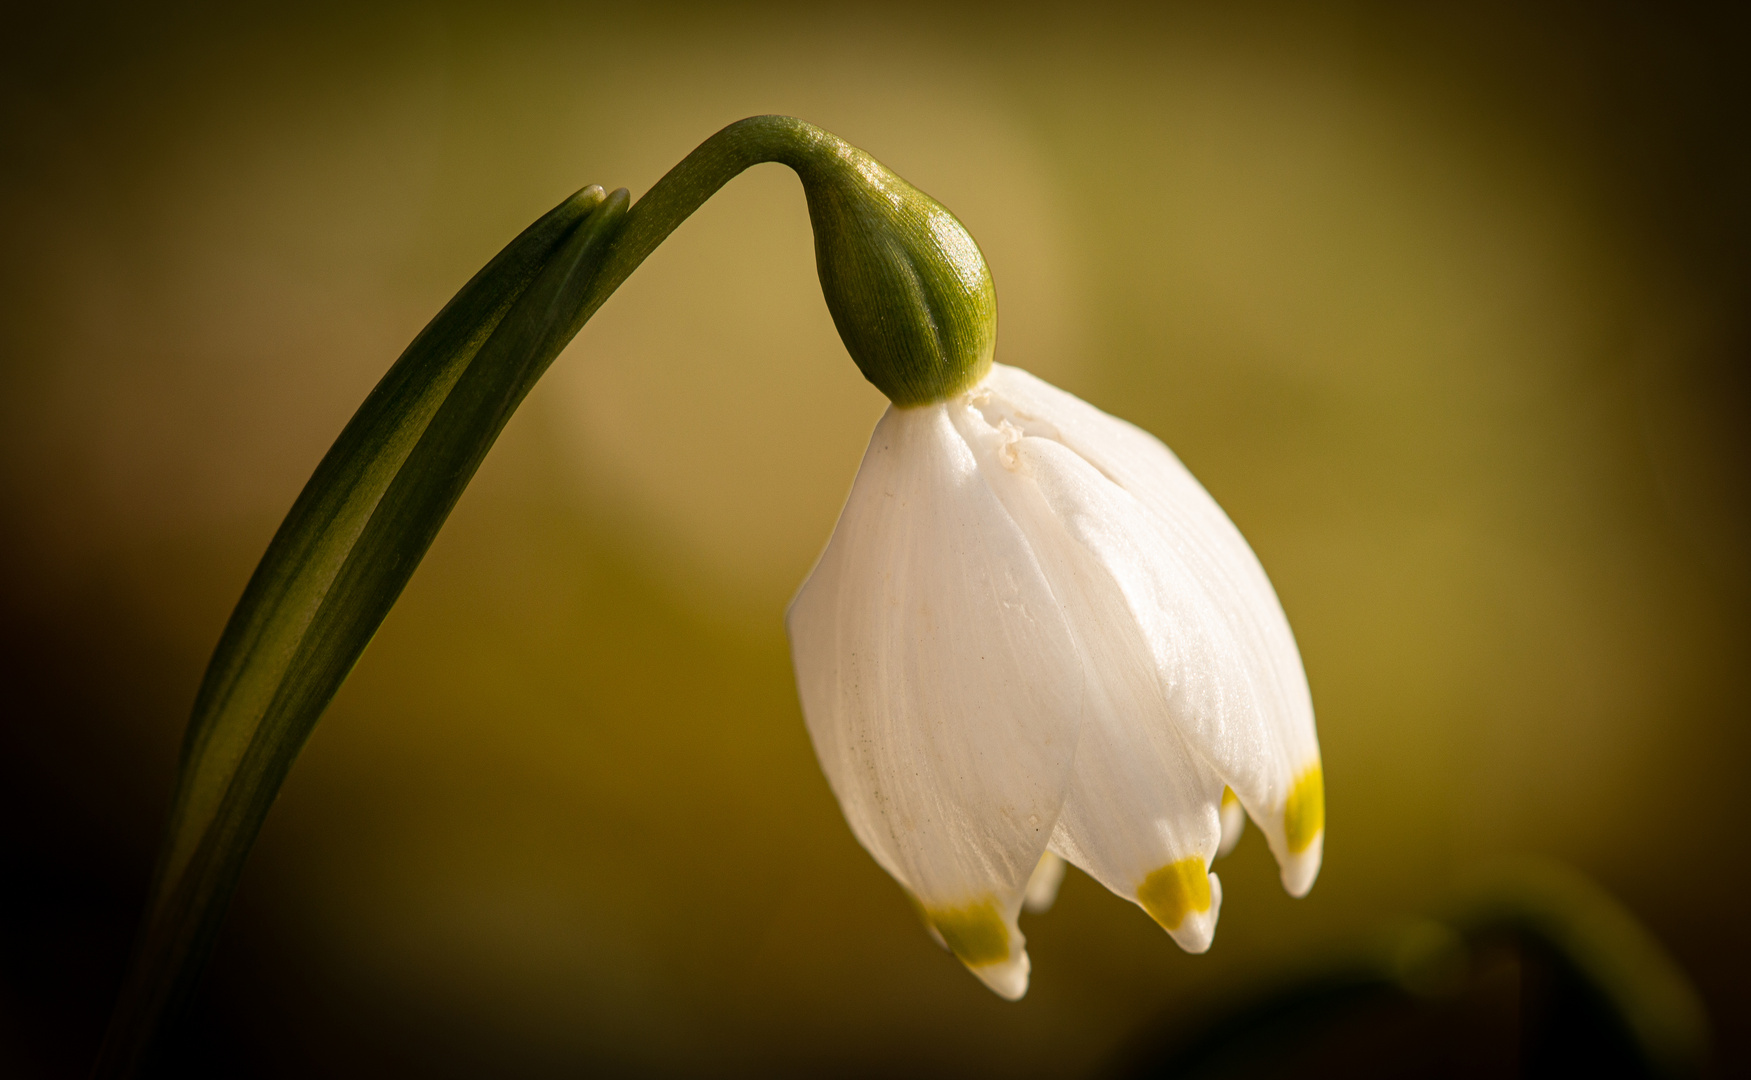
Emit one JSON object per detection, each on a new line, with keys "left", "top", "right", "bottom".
{"left": 95, "top": 114, "right": 1320, "bottom": 1077}
{"left": 784, "top": 135, "right": 1323, "bottom": 999}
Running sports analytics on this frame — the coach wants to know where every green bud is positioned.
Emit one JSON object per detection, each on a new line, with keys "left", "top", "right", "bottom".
{"left": 569, "top": 115, "right": 998, "bottom": 408}
{"left": 792, "top": 137, "right": 997, "bottom": 408}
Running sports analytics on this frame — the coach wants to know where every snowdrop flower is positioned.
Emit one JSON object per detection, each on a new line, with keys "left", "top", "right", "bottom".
{"left": 787, "top": 365, "right": 1323, "bottom": 999}
{"left": 745, "top": 119, "right": 1323, "bottom": 999}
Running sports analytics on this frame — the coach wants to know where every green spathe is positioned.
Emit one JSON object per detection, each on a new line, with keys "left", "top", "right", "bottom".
{"left": 798, "top": 134, "right": 997, "bottom": 406}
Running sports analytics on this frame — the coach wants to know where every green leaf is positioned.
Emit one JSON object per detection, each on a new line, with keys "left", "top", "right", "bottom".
{"left": 93, "top": 183, "right": 630, "bottom": 1079}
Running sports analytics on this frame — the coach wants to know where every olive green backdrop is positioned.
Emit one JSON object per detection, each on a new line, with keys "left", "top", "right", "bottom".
{"left": 2, "top": 2, "right": 1746, "bottom": 1076}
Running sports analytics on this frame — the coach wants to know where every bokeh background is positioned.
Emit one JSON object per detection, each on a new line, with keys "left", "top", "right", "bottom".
{"left": 3, "top": 1, "right": 1747, "bottom": 1076}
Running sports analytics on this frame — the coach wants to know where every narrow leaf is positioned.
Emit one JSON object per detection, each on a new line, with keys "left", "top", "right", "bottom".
{"left": 93, "top": 184, "right": 630, "bottom": 1079}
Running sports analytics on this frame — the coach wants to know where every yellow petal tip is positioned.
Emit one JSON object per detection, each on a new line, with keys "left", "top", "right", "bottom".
{"left": 925, "top": 899, "right": 1010, "bottom": 967}
{"left": 1137, "top": 857, "right": 1212, "bottom": 932}
{"left": 1285, "top": 764, "right": 1324, "bottom": 854}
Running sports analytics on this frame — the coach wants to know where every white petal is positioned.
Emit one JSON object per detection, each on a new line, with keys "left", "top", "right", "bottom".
{"left": 786, "top": 402, "right": 1083, "bottom": 997}
{"left": 950, "top": 400, "right": 1227, "bottom": 950}
{"left": 976, "top": 365, "right": 1323, "bottom": 897}
{"left": 1050, "top": 726, "right": 1227, "bottom": 953}
{"left": 1217, "top": 787, "right": 1247, "bottom": 859}
{"left": 1022, "top": 852, "right": 1068, "bottom": 914}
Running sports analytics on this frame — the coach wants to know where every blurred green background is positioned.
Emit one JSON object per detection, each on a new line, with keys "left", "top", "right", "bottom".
{"left": 2, "top": 1, "right": 1747, "bottom": 1076}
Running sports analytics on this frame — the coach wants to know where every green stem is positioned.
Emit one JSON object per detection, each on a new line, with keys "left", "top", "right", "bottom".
{"left": 92, "top": 115, "right": 963, "bottom": 1078}
{"left": 584, "top": 115, "right": 834, "bottom": 306}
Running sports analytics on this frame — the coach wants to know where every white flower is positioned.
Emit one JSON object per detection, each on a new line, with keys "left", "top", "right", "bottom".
{"left": 787, "top": 363, "right": 1323, "bottom": 1000}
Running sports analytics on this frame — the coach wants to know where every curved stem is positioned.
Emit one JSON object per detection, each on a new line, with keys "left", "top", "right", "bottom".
{"left": 584, "top": 115, "right": 839, "bottom": 314}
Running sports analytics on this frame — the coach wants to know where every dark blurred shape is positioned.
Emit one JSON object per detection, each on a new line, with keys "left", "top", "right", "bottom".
{"left": 1114, "top": 862, "right": 1708, "bottom": 1080}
